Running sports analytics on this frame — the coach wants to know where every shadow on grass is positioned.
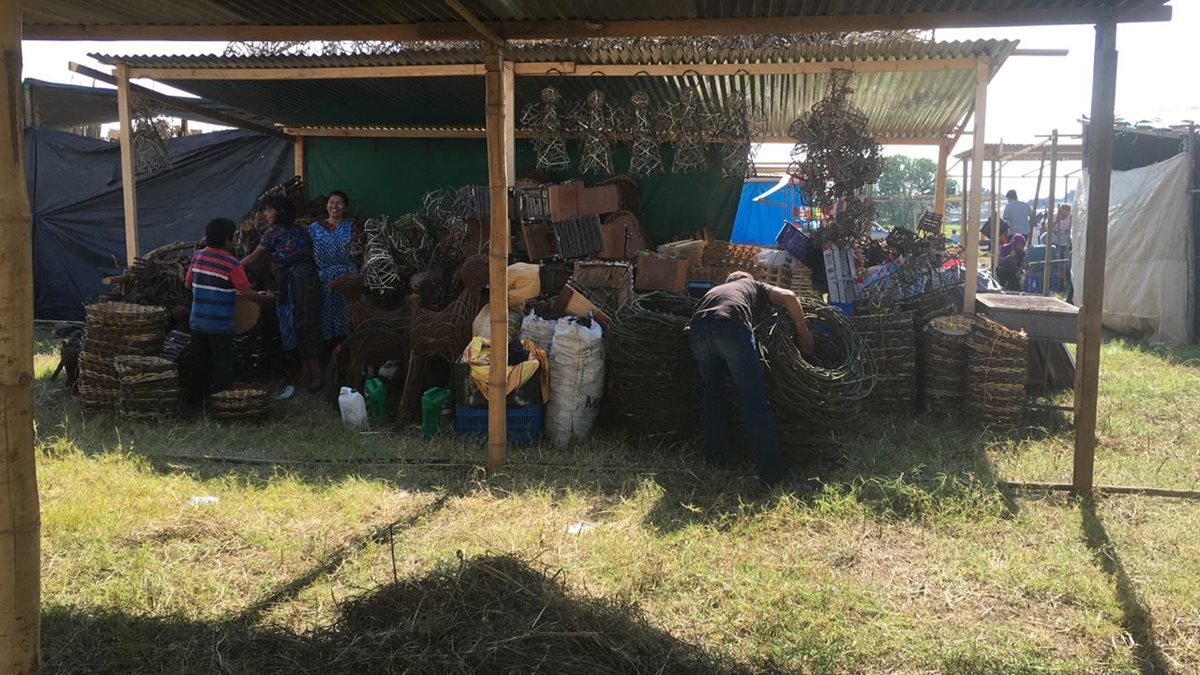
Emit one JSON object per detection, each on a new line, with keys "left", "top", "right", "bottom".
{"left": 1120, "top": 338, "right": 1200, "bottom": 369}
{"left": 44, "top": 553, "right": 757, "bottom": 675}
{"left": 1080, "top": 499, "right": 1172, "bottom": 675}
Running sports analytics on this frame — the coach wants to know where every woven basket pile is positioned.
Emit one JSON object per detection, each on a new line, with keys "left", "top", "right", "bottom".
{"left": 209, "top": 388, "right": 269, "bottom": 421}
{"left": 852, "top": 310, "right": 917, "bottom": 413}
{"left": 921, "top": 314, "right": 972, "bottom": 414}
{"left": 114, "top": 356, "right": 180, "bottom": 420}
{"left": 790, "top": 261, "right": 818, "bottom": 300}
{"left": 967, "top": 316, "right": 1029, "bottom": 428}
{"left": 78, "top": 303, "right": 167, "bottom": 413}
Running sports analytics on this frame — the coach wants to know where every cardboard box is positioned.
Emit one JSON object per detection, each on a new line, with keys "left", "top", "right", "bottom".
{"left": 635, "top": 256, "right": 689, "bottom": 293}
{"left": 554, "top": 286, "right": 610, "bottom": 327}
{"left": 598, "top": 212, "right": 648, "bottom": 260}
{"left": 520, "top": 222, "right": 557, "bottom": 260}
{"left": 548, "top": 181, "right": 583, "bottom": 222}
{"left": 578, "top": 184, "right": 621, "bottom": 216}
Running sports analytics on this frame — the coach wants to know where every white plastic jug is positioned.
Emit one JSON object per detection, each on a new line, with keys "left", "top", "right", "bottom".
{"left": 338, "top": 387, "right": 369, "bottom": 430}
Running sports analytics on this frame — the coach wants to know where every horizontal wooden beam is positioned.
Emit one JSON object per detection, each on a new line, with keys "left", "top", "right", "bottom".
{"left": 127, "top": 57, "right": 978, "bottom": 81}
{"left": 68, "top": 61, "right": 290, "bottom": 140}
{"left": 284, "top": 126, "right": 948, "bottom": 146}
{"left": 23, "top": 4, "right": 1171, "bottom": 41}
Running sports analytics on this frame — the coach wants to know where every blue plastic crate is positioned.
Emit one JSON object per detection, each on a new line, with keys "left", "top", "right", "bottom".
{"left": 455, "top": 404, "right": 543, "bottom": 447}
{"left": 776, "top": 222, "right": 810, "bottom": 260}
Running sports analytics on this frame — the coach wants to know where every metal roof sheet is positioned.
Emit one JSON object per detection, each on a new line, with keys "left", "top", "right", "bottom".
{"left": 91, "top": 39, "right": 1015, "bottom": 139}
{"left": 26, "top": 0, "right": 1169, "bottom": 28}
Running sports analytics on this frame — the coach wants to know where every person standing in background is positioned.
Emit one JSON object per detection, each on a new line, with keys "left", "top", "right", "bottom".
{"left": 185, "top": 218, "right": 275, "bottom": 405}
{"left": 309, "top": 190, "right": 359, "bottom": 347}
{"left": 1002, "top": 189, "right": 1033, "bottom": 238}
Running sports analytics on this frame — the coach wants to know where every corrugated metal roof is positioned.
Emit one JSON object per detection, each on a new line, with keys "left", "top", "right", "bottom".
{"left": 27, "top": 0, "right": 1167, "bottom": 28}
{"left": 92, "top": 39, "right": 1014, "bottom": 139}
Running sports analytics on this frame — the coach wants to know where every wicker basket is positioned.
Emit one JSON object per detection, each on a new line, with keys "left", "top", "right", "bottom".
{"left": 655, "top": 239, "right": 706, "bottom": 268}
{"left": 702, "top": 240, "right": 765, "bottom": 269}
{"left": 921, "top": 314, "right": 974, "bottom": 413}
{"left": 85, "top": 302, "right": 168, "bottom": 329}
{"left": 209, "top": 388, "right": 269, "bottom": 421}
{"left": 853, "top": 310, "right": 917, "bottom": 413}
{"left": 967, "top": 316, "right": 1029, "bottom": 428}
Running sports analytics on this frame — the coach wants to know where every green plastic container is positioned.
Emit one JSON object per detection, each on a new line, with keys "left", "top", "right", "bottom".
{"left": 421, "top": 387, "right": 453, "bottom": 440}
{"left": 364, "top": 378, "right": 388, "bottom": 424}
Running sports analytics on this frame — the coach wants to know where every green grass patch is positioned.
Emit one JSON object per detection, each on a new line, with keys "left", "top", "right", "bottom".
{"left": 32, "top": 337, "right": 1200, "bottom": 673}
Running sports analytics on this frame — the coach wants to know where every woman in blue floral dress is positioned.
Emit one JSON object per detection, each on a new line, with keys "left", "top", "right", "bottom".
{"left": 309, "top": 190, "right": 359, "bottom": 345}
{"left": 242, "top": 195, "right": 324, "bottom": 390}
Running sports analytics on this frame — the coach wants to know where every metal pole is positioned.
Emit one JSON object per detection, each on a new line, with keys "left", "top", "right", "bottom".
{"left": 1073, "top": 23, "right": 1119, "bottom": 498}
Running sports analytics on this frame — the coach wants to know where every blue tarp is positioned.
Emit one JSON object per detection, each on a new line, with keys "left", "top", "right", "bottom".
{"left": 28, "top": 127, "right": 293, "bottom": 320}
{"left": 730, "top": 178, "right": 808, "bottom": 246}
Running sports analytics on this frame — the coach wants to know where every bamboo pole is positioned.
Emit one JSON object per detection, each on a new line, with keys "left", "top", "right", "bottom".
{"left": 115, "top": 64, "right": 139, "bottom": 265}
{"left": 1043, "top": 129, "right": 1059, "bottom": 296}
{"left": 962, "top": 57, "right": 988, "bottom": 314}
{"left": 0, "top": 1, "right": 41, "bottom": 671}
{"left": 484, "top": 50, "right": 514, "bottom": 472}
{"left": 1073, "top": 23, "right": 1119, "bottom": 498}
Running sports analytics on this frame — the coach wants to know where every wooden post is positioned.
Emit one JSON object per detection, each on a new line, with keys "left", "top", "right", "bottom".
{"left": 990, "top": 158, "right": 1000, "bottom": 272}
{"left": 293, "top": 136, "right": 305, "bottom": 180}
{"left": 484, "top": 50, "right": 513, "bottom": 472}
{"left": 1188, "top": 123, "right": 1198, "bottom": 344}
{"left": 962, "top": 58, "right": 989, "bottom": 314}
{"left": 178, "top": 118, "right": 188, "bottom": 136}
{"left": 115, "top": 64, "right": 139, "bottom": 265}
{"left": 962, "top": 155, "right": 969, "bottom": 239}
{"left": 1073, "top": 23, "right": 1119, "bottom": 498}
{"left": 934, "top": 142, "right": 950, "bottom": 220}
{"left": 1043, "top": 129, "right": 1059, "bottom": 296}
{"left": 0, "top": 2, "right": 41, "bottom": 671}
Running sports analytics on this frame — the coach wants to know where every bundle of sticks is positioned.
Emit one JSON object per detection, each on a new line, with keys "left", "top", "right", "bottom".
{"left": 105, "top": 240, "right": 200, "bottom": 312}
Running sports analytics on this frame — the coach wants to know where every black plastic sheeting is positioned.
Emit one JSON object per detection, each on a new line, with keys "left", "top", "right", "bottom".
{"left": 28, "top": 127, "right": 293, "bottom": 320}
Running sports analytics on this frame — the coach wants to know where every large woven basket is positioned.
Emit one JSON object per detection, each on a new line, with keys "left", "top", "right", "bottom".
{"left": 85, "top": 302, "right": 168, "bottom": 329}
{"left": 209, "top": 388, "right": 269, "bottom": 421}
{"left": 921, "top": 314, "right": 973, "bottom": 413}
{"left": 967, "top": 316, "right": 1029, "bottom": 428}
{"left": 853, "top": 310, "right": 917, "bottom": 413}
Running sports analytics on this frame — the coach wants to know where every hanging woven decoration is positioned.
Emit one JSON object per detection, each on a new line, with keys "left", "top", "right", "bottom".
{"left": 576, "top": 84, "right": 619, "bottom": 176}
{"left": 520, "top": 75, "right": 571, "bottom": 172}
{"left": 361, "top": 216, "right": 401, "bottom": 294}
{"left": 788, "top": 69, "right": 884, "bottom": 246}
{"left": 627, "top": 79, "right": 665, "bottom": 177}
{"left": 664, "top": 77, "right": 709, "bottom": 174}
{"left": 719, "top": 72, "right": 763, "bottom": 179}
{"left": 130, "top": 94, "right": 172, "bottom": 174}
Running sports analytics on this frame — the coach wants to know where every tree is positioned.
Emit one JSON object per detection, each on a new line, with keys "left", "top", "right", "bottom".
{"left": 874, "top": 155, "right": 958, "bottom": 228}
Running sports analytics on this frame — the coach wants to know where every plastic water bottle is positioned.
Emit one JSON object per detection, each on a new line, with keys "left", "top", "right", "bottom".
{"left": 338, "top": 387, "right": 368, "bottom": 430}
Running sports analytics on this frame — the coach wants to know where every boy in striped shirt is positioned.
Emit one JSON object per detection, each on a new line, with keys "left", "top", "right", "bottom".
{"left": 185, "top": 218, "right": 274, "bottom": 404}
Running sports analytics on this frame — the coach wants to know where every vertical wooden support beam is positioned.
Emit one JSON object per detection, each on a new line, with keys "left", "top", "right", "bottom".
{"left": 934, "top": 142, "right": 950, "bottom": 219}
{"left": 293, "top": 136, "right": 305, "bottom": 180}
{"left": 1073, "top": 22, "right": 1119, "bottom": 498}
{"left": 484, "top": 50, "right": 514, "bottom": 472}
{"left": 990, "top": 159, "right": 1000, "bottom": 272}
{"left": 1188, "top": 123, "right": 1198, "bottom": 344}
{"left": 962, "top": 156, "right": 969, "bottom": 239}
{"left": 1043, "top": 129, "right": 1059, "bottom": 296}
{"left": 0, "top": 2, "right": 41, "bottom": 671}
{"left": 115, "top": 64, "right": 139, "bottom": 265}
{"left": 962, "top": 57, "right": 989, "bottom": 315}
{"left": 178, "top": 118, "right": 188, "bottom": 136}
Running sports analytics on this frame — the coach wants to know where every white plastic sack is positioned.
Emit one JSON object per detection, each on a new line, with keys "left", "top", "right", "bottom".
{"left": 1074, "top": 153, "right": 1192, "bottom": 345}
{"left": 472, "top": 305, "right": 521, "bottom": 341}
{"left": 520, "top": 313, "right": 557, "bottom": 353}
{"left": 545, "top": 318, "right": 605, "bottom": 447}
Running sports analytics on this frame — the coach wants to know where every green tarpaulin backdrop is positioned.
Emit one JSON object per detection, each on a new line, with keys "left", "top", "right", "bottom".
{"left": 305, "top": 137, "right": 743, "bottom": 245}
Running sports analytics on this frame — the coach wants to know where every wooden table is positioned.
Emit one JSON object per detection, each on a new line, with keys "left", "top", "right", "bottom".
{"left": 976, "top": 293, "right": 1079, "bottom": 343}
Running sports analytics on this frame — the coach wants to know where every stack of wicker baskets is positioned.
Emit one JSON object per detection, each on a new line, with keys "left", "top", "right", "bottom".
{"left": 114, "top": 356, "right": 180, "bottom": 419}
{"left": 921, "top": 314, "right": 973, "bottom": 414}
{"left": 967, "top": 316, "right": 1029, "bottom": 428}
{"left": 78, "top": 303, "right": 167, "bottom": 413}
{"left": 852, "top": 310, "right": 917, "bottom": 413}
{"left": 790, "top": 261, "right": 818, "bottom": 300}
{"left": 209, "top": 388, "right": 269, "bottom": 421}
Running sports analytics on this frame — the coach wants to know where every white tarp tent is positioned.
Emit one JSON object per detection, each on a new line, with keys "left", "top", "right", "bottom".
{"left": 1074, "top": 152, "right": 1193, "bottom": 346}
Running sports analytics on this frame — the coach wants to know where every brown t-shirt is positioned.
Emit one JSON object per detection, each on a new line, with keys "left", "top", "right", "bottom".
{"left": 691, "top": 278, "right": 772, "bottom": 330}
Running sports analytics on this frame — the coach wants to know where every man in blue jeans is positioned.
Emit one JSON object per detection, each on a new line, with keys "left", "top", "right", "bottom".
{"left": 687, "top": 271, "right": 815, "bottom": 487}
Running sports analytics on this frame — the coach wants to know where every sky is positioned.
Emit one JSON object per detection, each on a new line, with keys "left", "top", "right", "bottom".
{"left": 19, "top": 1, "right": 1198, "bottom": 197}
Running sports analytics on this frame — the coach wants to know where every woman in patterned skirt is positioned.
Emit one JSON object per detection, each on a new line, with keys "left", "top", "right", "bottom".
{"left": 242, "top": 195, "right": 324, "bottom": 390}
{"left": 309, "top": 190, "right": 360, "bottom": 347}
